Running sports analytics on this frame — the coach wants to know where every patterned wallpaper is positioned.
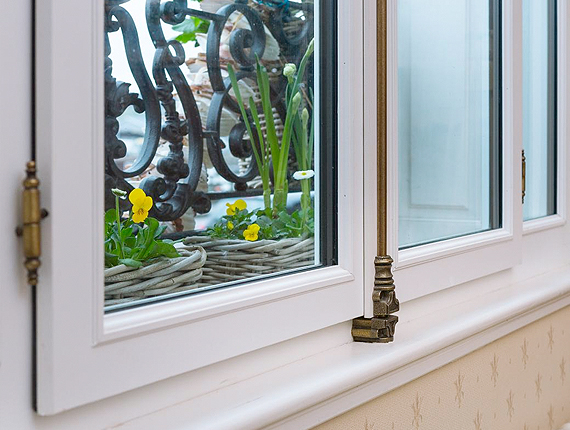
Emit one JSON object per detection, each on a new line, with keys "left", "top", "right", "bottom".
{"left": 313, "top": 306, "right": 570, "bottom": 430}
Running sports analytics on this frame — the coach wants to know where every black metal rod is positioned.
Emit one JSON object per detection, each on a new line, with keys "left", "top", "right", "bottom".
{"left": 181, "top": 7, "right": 226, "bottom": 22}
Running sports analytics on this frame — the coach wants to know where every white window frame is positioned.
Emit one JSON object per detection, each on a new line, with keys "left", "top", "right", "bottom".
{"left": 115, "top": 2, "right": 570, "bottom": 428}
{"left": 31, "top": 0, "right": 570, "bottom": 426}
{"left": 384, "top": 0, "right": 524, "bottom": 303}
{"left": 35, "top": 0, "right": 366, "bottom": 415}
{"left": 523, "top": 0, "right": 567, "bottom": 235}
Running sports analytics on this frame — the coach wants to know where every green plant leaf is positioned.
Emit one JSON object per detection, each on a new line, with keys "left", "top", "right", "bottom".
{"left": 155, "top": 224, "right": 167, "bottom": 239}
{"left": 175, "top": 32, "right": 198, "bottom": 44}
{"left": 105, "top": 209, "right": 117, "bottom": 224}
{"left": 148, "top": 241, "right": 180, "bottom": 259}
{"left": 105, "top": 252, "right": 119, "bottom": 267}
{"left": 120, "top": 227, "right": 133, "bottom": 242}
{"left": 145, "top": 216, "right": 159, "bottom": 231}
{"left": 227, "top": 64, "right": 265, "bottom": 192}
{"left": 119, "top": 258, "right": 143, "bottom": 268}
{"left": 133, "top": 218, "right": 160, "bottom": 260}
{"left": 109, "top": 231, "right": 121, "bottom": 244}
{"left": 256, "top": 59, "right": 281, "bottom": 175}
{"left": 124, "top": 237, "right": 136, "bottom": 248}
{"left": 289, "top": 38, "right": 314, "bottom": 106}
{"left": 134, "top": 226, "right": 147, "bottom": 248}
{"left": 172, "top": 17, "right": 210, "bottom": 47}
{"left": 256, "top": 216, "right": 271, "bottom": 228}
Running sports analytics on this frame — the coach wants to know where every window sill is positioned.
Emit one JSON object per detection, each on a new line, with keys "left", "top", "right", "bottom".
{"left": 523, "top": 214, "right": 566, "bottom": 235}
{"left": 113, "top": 264, "right": 570, "bottom": 430}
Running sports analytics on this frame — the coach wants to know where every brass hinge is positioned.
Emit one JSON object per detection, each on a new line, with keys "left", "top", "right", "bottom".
{"left": 351, "top": 255, "right": 400, "bottom": 343}
{"left": 522, "top": 149, "right": 526, "bottom": 204}
{"left": 16, "top": 161, "right": 48, "bottom": 286}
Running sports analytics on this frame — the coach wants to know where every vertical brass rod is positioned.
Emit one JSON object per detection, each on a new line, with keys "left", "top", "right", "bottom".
{"left": 352, "top": 0, "right": 399, "bottom": 343}
{"left": 377, "top": 0, "right": 388, "bottom": 256}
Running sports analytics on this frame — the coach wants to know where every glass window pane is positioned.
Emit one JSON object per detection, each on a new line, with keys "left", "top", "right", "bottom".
{"left": 104, "top": 0, "right": 334, "bottom": 311}
{"left": 523, "top": 0, "right": 557, "bottom": 221}
{"left": 398, "top": 0, "right": 501, "bottom": 249}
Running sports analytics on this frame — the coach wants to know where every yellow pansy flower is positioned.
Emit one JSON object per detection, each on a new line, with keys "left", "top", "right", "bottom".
{"left": 129, "top": 188, "right": 153, "bottom": 223}
{"left": 243, "top": 223, "right": 260, "bottom": 241}
{"left": 227, "top": 221, "right": 234, "bottom": 230}
{"left": 226, "top": 199, "right": 247, "bottom": 215}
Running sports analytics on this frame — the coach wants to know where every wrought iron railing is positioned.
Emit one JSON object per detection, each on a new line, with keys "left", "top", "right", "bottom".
{"left": 104, "top": 0, "right": 313, "bottom": 222}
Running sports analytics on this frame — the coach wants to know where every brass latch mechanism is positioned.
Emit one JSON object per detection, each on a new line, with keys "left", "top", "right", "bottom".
{"left": 16, "top": 161, "right": 48, "bottom": 286}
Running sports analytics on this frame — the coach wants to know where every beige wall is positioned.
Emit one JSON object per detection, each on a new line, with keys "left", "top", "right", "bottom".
{"left": 314, "top": 306, "right": 570, "bottom": 430}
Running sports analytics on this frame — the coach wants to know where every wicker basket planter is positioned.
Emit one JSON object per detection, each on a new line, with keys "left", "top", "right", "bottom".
{"left": 104, "top": 245, "right": 207, "bottom": 306}
{"left": 183, "top": 236, "right": 315, "bottom": 286}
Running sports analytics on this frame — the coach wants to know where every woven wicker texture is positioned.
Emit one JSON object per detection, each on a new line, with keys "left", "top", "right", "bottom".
{"left": 183, "top": 236, "right": 315, "bottom": 286}
{"left": 104, "top": 245, "right": 207, "bottom": 305}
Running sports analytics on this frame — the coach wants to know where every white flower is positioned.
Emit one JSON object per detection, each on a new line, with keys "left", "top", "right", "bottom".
{"left": 293, "top": 170, "right": 315, "bottom": 180}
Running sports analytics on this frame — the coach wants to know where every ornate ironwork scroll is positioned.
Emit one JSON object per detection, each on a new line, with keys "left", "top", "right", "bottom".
{"left": 104, "top": 0, "right": 313, "bottom": 221}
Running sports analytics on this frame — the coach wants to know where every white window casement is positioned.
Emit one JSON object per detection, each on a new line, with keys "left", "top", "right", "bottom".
{"left": 522, "top": 0, "right": 567, "bottom": 233}
{"left": 387, "top": 0, "right": 523, "bottom": 302}
{"left": 36, "top": 0, "right": 365, "bottom": 414}
{"left": 29, "top": 0, "right": 570, "bottom": 428}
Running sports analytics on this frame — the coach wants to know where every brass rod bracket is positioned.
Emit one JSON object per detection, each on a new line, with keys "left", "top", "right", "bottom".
{"left": 352, "top": 255, "right": 399, "bottom": 343}
{"left": 16, "top": 161, "right": 48, "bottom": 286}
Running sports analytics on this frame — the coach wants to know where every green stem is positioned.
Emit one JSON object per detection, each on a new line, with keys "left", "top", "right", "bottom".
{"left": 226, "top": 65, "right": 267, "bottom": 203}
{"left": 263, "top": 187, "right": 271, "bottom": 211}
{"left": 273, "top": 188, "right": 287, "bottom": 217}
{"left": 115, "top": 195, "right": 124, "bottom": 259}
{"left": 287, "top": 38, "right": 314, "bottom": 107}
{"left": 300, "top": 179, "right": 311, "bottom": 233}
{"left": 249, "top": 97, "right": 273, "bottom": 210}
{"left": 308, "top": 89, "right": 315, "bottom": 168}
{"left": 301, "top": 111, "right": 308, "bottom": 171}
{"left": 275, "top": 92, "right": 301, "bottom": 195}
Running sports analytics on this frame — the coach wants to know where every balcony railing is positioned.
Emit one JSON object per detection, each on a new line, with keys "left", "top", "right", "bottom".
{"left": 104, "top": 0, "right": 314, "bottom": 226}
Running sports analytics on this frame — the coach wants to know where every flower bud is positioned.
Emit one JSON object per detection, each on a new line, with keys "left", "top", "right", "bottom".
{"left": 283, "top": 63, "right": 297, "bottom": 82}
{"left": 302, "top": 108, "right": 309, "bottom": 128}
{"left": 292, "top": 92, "right": 302, "bottom": 110}
{"left": 111, "top": 188, "right": 127, "bottom": 199}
